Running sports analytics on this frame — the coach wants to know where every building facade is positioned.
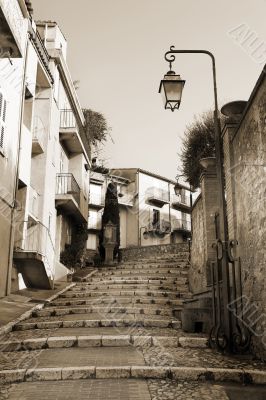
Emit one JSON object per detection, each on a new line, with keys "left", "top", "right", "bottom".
{"left": 0, "top": 1, "right": 91, "bottom": 296}
{"left": 87, "top": 168, "right": 191, "bottom": 253}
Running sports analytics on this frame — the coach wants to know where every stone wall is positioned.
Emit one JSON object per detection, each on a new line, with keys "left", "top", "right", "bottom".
{"left": 190, "top": 159, "right": 219, "bottom": 294}
{"left": 190, "top": 194, "right": 206, "bottom": 293}
{"left": 121, "top": 243, "right": 189, "bottom": 261}
{"left": 222, "top": 71, "right": 266, "bottom": 361}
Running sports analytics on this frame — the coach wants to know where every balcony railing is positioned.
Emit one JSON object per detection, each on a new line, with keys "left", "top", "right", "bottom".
{"left": 14, "top": 221, "right": 55, "bottom": 278}
{"left": 146, "top": 187, "right": 169, "bottom": 206}
{"left": 172, "top": 219, "right": 191, "bottom": 232}
{"left": 60, "top": 109, "right": 77, "bottom": 129}
{"left": 147, "top": 219, "right": 171, "bottom": 234}
{"left": 171, "top": 193, "right": 191, "bottom": 211}
{"left": 56, "top": 173, "right": 81, "bottom": 205}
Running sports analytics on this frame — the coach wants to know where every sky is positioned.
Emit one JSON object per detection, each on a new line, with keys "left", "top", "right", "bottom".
{"left": 33, "top": 0, "right": 266, "bottom": 180}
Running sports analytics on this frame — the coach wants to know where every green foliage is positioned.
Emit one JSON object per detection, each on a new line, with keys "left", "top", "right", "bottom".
{"left": 180, "top": 111, "right": 218, "bottom": 188}
{"left": 98, "top": 182, "right": 120, "bottom": 260}
{"left": 60, "top": 222, "right": 88, "bottom": 270}
{"left": 83, "top": 108, "right": 110, "bottom": 145}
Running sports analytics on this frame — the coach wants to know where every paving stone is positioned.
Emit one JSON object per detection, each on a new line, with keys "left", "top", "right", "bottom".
{"left": 77, "top": 335, "right": 102, "bottom": 347}
{"left": 179, "top": 336, "right": 208, "bottom": 348}
{"left": 47, "top": 336, "right": 76, "bottom": 348}
{"left": 131, "top": 366, "right": 169, "bottom": 378}
{"left": 96, "top": 366, "right": 131, "bottom": 378}
{"left": 152, "top": 336, "right": 178, "bottom": 347}
{"left": 171, "top": 366, "right": 207, "bottom": 380}
{"left": 102, "top": 335, "right": 131, "bottom": 346}
{"left": 23, "top": 338, "right": 47, "bottom": 350}
{"left": 25, "top": 368, "right": 62, "bottom": 381}
{"left": 61, "top": 366, "right": 95, "bottom": 380}
{"left": 0, "top": 369, "right": 25, "bottom": 384}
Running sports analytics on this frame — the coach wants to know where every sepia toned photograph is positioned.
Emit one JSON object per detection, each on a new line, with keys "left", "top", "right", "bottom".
{"left": 0, "top": 0, "right": 265, "bottom": 399}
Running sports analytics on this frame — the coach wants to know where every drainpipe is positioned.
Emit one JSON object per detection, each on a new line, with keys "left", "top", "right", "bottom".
{"left": 6, "top": 28, "right": 30, "bottom": 295}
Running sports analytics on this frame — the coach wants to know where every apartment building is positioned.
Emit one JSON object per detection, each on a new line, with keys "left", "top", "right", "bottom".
{"left": 0, "top": 2, "right": 91, "bottom": 296}
{"left": 0, "top": 0, "right": 30, "bottom": 297}
{"left": 87, "top": 168, "right": 191, "bottom": 253}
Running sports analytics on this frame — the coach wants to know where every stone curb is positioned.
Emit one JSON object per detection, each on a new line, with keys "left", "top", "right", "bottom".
{"left": 0, "top": 366, "right": 265, "bottom": 384}
{"left": 0, "top": 283, "right": 76, "bottom": 338}
{"left": 13, "top": 318, "right": 181, "bottom": 331}
{"left": 0, "top": 335, "right": 208, "bottom": 352}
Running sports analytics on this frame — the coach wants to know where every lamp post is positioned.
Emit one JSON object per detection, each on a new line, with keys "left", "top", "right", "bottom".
{"left": 159, "top": 46, "right": 232, "bottom": 352}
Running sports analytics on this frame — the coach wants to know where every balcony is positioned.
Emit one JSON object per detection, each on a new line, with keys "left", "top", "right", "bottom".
{"left": 13, "top": 221, "right": 55, "bottom": 289}
{"left": 146, "top": 187, "right": 169, "bottom": 207}
{"left": 32, "top": 116, "right": 45, "bottom": 155}
{"left": 118, "top": 193, "right": 134, "bottom": 207}
{"left": 28, "top": 186, "right": 40, "bottom": 221}
{"left": 147, "top": 219, "right": 171, "bottom": 235}
{"left": 172, "top": 219, "right": 191, "bottom": 234}
{"left": 88, "top": 215, "right": 102, "bottom": 232}
{"left": 59, "top": 110, "right": 84, "bottom": 154}
{"left": 55, "top": 173, "right": 88, "bottom": 222}
{"left": 89, "top": 193, "right": 105, "bottom": 209}
{"left": 171, "top": 193, "right": 191, "bottom": 213}
{"left": 28, "top": 24, "right": 53, "bottom": 84}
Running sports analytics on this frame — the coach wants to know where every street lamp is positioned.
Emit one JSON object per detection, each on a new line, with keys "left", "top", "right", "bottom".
{"left": 159, "top": 71, "right": 185, "bottom": 111}
{"left": 159, "top": 46, "right": 249, "bottom": 353}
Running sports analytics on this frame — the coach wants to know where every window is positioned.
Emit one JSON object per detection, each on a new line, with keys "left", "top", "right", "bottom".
{"left": 0, "top": 92, "right": 7, "bottom": 152}
{"left": 152, "top": 209, "right": 160, "bottom": 229}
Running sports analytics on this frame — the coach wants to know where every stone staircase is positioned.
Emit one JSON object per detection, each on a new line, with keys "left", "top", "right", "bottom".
{"left": 0, "top": 249, "right": 265, "bottom": 399}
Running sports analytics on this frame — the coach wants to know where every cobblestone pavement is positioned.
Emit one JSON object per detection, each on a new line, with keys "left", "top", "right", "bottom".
{"left": 143, "top": 347, "right": 266, "bottom": 370}
{"left": 148, "top": 379, "right": 230, "bottom": 399}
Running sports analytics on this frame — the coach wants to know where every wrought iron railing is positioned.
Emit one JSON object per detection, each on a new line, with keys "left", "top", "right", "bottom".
{"left": 56, "top": 173, "right": 81, "bottom": 205}
{"left": 60, "top": 109, "right": 77, "bottom": 129}
{"left": 172, "top": 218, "right": 191, "bottom": 231}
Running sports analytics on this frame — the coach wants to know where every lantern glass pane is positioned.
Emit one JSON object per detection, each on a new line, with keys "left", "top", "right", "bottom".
{"left": 164, "top": 81, "right": 184, "bottom": 102}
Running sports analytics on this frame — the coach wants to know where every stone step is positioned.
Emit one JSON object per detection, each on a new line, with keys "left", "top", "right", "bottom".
{"left": 94, "top": 270, "right": 189, "bottom": 277}
{"left": 13, "top": 316, "right": 181, "bottom": 331}
{"left": 1, "top": 333, "right": 208, "bottom": 352}
{"left": 69, "top": 283, "right": 188, "bottom": 291}
{"left": 97, "top": 264, "right": 189, "bottom": 272}
{"left": 33, "top": 305, "right": 175, "bottom": 318}
{"left": 49, "top": 297, "right": 184, "bottom": 307}
{"left": 88, "top": 276, "right": 187, "bottom": 283}
{"left": 1, "top": 366, "right": 265, "bottom": 385}
{"left": 60, "top": 290, "right": 192, "bottom": 299}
